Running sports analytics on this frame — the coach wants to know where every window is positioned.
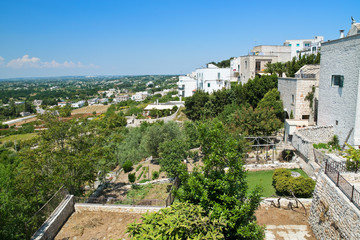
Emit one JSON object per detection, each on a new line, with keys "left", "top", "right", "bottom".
{"left": 296, "top": 44, "right": 300, "bottom": 47}
{"left": 245, "top": 61, "right": 248, "bottom": 69}
{"left": 255, "top": 61, "right": 261, "bottom": 71}
{"left": 332, "top": 75, "right": 344, "bottom": 87}
{"left": 288, "top": 44, "right": 292, "bottom": 46}
{"left": 208, "top": 83, "right": 210, "bottom": 88}
{"left": 305, "top": 43, "right": 310, "bottom": 47}
{"left": 312, "top": 47, "right": 316, "bottom": 52}
{"left": 217, "top": 72, "right": 221, "bottom": 80}
{"left": 291, "top": 94, "right": 295, "bottom": 104}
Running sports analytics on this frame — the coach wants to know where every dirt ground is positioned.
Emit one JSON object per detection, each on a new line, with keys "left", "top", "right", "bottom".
{"left": 255, "top": 206, "right": 316, "bottom": 240}
{"left": 56, "top": 205, "right": 315, "bottom": 240}
{"left": 55, "top": 211, "right": 143, "bottom": 240}
{"left": 72, "top": 105, "right": 110, "bottom": 115}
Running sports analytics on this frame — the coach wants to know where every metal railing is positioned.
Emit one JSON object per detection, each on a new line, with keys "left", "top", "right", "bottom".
{"left": 25, "top": 186, "right": 68, "bottom": 238}
{"left": 325, "top": 161, "right": 360, "bottom": 210}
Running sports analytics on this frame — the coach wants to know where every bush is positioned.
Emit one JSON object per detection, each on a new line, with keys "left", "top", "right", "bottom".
{"left": 139, "top": 179, "right": 150, "bottom": 183}
{"left": 136, "top": 164, "right": 143, "bottom": 172}
{"left": 152, "top": 170, "right": 159, "bottom": 180}
{"left": 272, "top": 168, "right": 316, "bottom": 198}
{"left": 128, "top": 173, "right": 136, "bottom": 183}
{"left": 123, "top": 160, "right": 133, "bottom": 173}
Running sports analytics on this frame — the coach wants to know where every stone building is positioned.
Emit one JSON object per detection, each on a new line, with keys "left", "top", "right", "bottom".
{"left": 279, "top": 64, "right": 320, "bottom": 122}
{"left": 317, "top": 20, "right": 360, "bottom": 145}
{"left": 231, "top": 45, "right": 291, "bottom": 84}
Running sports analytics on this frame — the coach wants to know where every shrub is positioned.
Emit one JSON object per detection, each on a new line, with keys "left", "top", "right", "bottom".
{"left": 136, "top": 164, "right": 143, "bottom": 172}
{"left": 272, "top": 168, "right": 291, "bottom": 186}
{"left": 137, "top": 171, "right": 144, "bottom": 180}
{"left": 272, "top": 168, "right": 316, "bottom": 198}
{"left": 123, "top": 160, "right": 133, "bottom": 173}
{"left": 128, "top": 173, "right": 136, "bottom": 183}
{"left": 152, "top": 170, "right": 159, "bottom": 180}
{"left": 139, "top": 179, "right": 150, "bottom": 183}
{"left": 281, "top": 150, "right": 294, "bottom": 161}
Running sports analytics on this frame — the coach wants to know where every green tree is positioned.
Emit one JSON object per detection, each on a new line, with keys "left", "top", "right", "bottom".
{"left": 345, "top": 144, "right": 360, "bottom": 173}
{"left": 230, "top": 105, "right": 283, "bottom": 136}
{"left": 127, "top": 202, "right": 225, "bottom": 239}
{"left": 257, "top": 88, "right": 284, "bottom": 120}
{"left": 184, "top": 91, "right": 210, "bottom": 121}
{"left": 59, "top": 104, "right": 72, "bottom": 117}
{"left": 159, "top": 138, "right": 188, "bottom": 178}
{"left": 142, "top": 121, "right": 183, "bottom": 158}
{"left": 177, "top": 120, "right": 265, "bottom": 239}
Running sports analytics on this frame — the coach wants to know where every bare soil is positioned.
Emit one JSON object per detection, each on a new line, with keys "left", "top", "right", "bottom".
{"left": 55, "top": 211, "right": 143, "bottom": 240}
{"left": 56, "top": 205, "right": 315, "bottom": 240}
{"left": 72, "top": 105, "right": 110, "bottom": 115}
{"left": 255, "top": 206, "right": 316, "bottom": 240}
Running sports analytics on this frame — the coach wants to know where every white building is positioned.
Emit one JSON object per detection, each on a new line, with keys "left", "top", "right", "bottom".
{"left": 177, "top": 75, "right": 197, "bottom": 97}
{"left": 195, "top": 64, "right": 231, "bottom": 93}
{"left": 71, "top": 100, "right": 85, "bottom": 108}
{"left": 131, "top": 92, "right": 148, "bottom": 101}
{"left": 113, "top": 95, "right": 129, "bottom": 103}
{"left": 87, "top": 98, "right": 99, "bottom": 105}
{"left": 317, "top": 20, "right": 360, "bottom": 145}
{"left": 230, "top": 57, "right": 241, "bottom": 82}
{"left": 284, "top": 36, "right": 324, "bottom": 59}
{"left": 177, "top": 64, "right": 230, "bottom": 96}
{"left": 33, "top": 100, "right": 43, "bottom": 107}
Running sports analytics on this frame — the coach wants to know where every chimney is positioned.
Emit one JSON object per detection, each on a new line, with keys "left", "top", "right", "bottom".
{"left": 339, "top": 30, "right": 345, "bottom": 38}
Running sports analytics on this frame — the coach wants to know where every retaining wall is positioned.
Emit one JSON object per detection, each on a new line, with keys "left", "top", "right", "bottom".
{"left": 32, "top": 195, "right": 75, "bottom": 240}
{"left": 292, "top": 125, "right": 333, "bottom": 162}
{"left": 245, "top": 162, "right": 300, "bottom": 171}
{"left": 75, "top": 203, "right": 163, "bottom": 213}
{"left": 309, "top": 171, "right": 360, "bottom": 239}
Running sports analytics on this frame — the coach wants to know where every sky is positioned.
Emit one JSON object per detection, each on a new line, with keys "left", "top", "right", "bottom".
{"left": 0, "top": 0, "right": 359, "bottom": 79}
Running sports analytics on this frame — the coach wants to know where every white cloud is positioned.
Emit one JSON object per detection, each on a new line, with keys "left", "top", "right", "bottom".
{"left": 0, "top": 56, "right": 4, "bottom": 65}
{"left": 6, "top": 55, "right": 97, "bottom": 69}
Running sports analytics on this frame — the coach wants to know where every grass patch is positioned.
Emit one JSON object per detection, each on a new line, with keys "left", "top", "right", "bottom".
{"left": 122, "top": 183, "right": 171, "bottom": 205}
{"left": 247, "top": 170, "right": 276, "bottom": 197}
{"left": 0, "top": 132, "right": 38, "bottom": 145}
{"left": 246, "top": 169, "right": 310, "bottom": 197}
{"left": 174, "top": 107, "right": 189, "bottom": 121}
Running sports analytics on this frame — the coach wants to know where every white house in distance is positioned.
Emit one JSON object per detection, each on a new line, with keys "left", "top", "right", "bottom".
{"left": 195, "top": 64, "right": 231, "bottom": 93}
{"left": 317, "top": 20, "right": 360, "bottom": 146}
{"left": 284, "top": 36, "right": 324, "bottom": 59}
{"left": 177, "top": 64, "right": 230, "bottom": 97}
{"left": 178, "top": 75, "right": 197, "bottom": 97}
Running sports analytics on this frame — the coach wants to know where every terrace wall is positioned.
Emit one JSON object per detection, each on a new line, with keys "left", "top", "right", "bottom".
{"left": 32, "top": 195, "right": 75, "bottom": 240}
{"left": 309, "top": 171, "right": 360, "bottom": 239}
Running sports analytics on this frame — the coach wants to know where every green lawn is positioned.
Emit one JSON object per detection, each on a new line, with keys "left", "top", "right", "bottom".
{"left": 246, "top": 169, "right": 309, "bottom": 197}
{"left": 0, "top": 133, "right": 38, "bottom": 145}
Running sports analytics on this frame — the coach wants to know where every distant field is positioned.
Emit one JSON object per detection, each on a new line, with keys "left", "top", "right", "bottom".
{"left": 0, "top": 133, "right": 38, "bottom": 144}
{"left": 246, "top": 169, "right": 309, "bottom": 197}
{"left": 72, "top": 105, "right": 110, "bottom": 115}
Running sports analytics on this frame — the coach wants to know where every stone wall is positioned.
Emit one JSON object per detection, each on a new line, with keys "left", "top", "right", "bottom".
{"left": 245, "top": 162, "right": 300, "bottom": 171}
{"left": 75, "top": 203, "right": 163, "bottom": 213}
{"left": 309, "top": 172, "right": 360, "bottom": 239}
{"left": 292, "top": 125, "right": 333, "bottom": 162}
{"left": 32, "top": 195, "right": 75, "bottom": 240}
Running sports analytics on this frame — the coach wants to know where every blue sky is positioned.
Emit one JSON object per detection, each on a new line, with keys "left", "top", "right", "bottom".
{"left": 0, "top": 0, "right": 358, "bottom": 78}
